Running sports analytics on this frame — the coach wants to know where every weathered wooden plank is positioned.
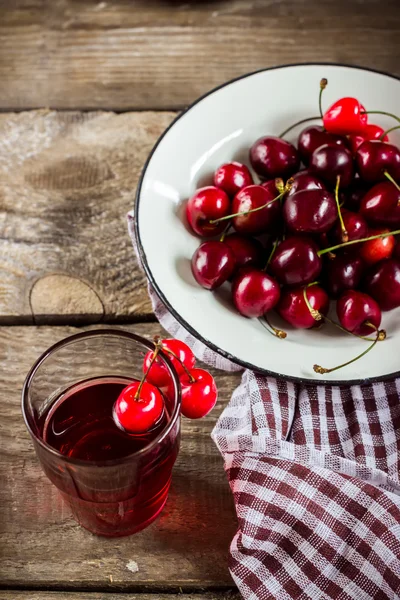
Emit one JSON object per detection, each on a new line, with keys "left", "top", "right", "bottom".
{"left": 0, "top": 593, "right": 240, "bottom": 599}
{"left": 0, "top": 110, "right": 176, "bottom": 323}
{"left": 0, "top": 0, "right": 398, "bottom": 110}
{"left": 0, "top": 324, "right": 241, "bottom": 589}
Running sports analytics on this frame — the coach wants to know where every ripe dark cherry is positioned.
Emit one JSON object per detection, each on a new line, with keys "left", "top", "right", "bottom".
{"left": 286, "top": 171, "right": 326, "bottom": 197}
{"left": 359, "top": 181, "right": 400, "bottom": 225}
{"left": 113, "top": 381, "right": 165, "bottom": 434}
{"left": 283, "top": 188, "right": 337, "bottom": 234}
{"left": 143, "top": 339, "right": 195, "bottom": 387}
{"left": 186, "top": 186, "right": 231, "bottom": 237}
{"left": 309, "top": 144, "right": 354, "bottom": 188}
{"left": 191, "top": 241, "right": 235, "bottom": 290}
{"left": 337, "top": 290, "right": 381, "bottom": 337}
{"left": 326, "top": 255, "right": 365, "bottom": 298}
{"left": 363, "top": 259, "right": 400, "bottom": 311}
{"left": 232, "top": 183, "right": 280, "bottom": 235}
{"left": 180, "top": 368, "right": 218, "bottom": 419}
{"left": 297, "top": 125, "right": 349, "bottom": 165}
{"left": 356, "top": 141, "right": 400, "bottom": 183}
{"left": 250, "top": 136, "right": 300, "bottom": 179}
{"left": 277, "top": 285, "right": 329, "bottom": 329}
{"left": 232, "top": 268, "right": 280, "bottom": 318}
{"left": 343, "top": 179, "right": 370, "bottom": 211}
{"left": 269, "top": 236, "right": 322, "bottom": 286}
{"left": 214, "top": 162, "right": 253, "bottom": 197}
{"left": 331, "top": 209, "right": 368, "bottom": 244}
{"left": 224, "top": 233, "right": 263, "bottom": 276}
{"left": 359, "top": 228, "right": 395, "bottom": 266}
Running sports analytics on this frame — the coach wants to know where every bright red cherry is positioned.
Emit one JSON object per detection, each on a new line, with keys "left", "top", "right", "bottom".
{"left": 349, "top": 124, "right": 388, "bottom": 154}
{"left": 191, "top": 241, "right": 235, "bottom": 290}
{"left": 309, "top": 144, "right": 354, "bottom": 188}
{"left": 232, "top": 268, "right": 280, "bottom": 318}
{"left": 323, "top": 97, "right": 368, "bottom": 135}
{"left": 213, "top": 162, "right": 253, "bottom": 197}
{"left": 224, "top": 233, "right": 263, "bottom": 276}
{"left": 356, "top": 141, "right": 400, "bottom": 183}
{"left": 232, "top": 183, "right": 281, "bottom": 235}
{"left": 277, "top": 285, "right": 329, "bottom": 329}
{"left": 359, "top": 227, "right": 395, "bottom": 265}
{"left": 180, "top": 368, "right": 218, "bottom": 419}
{"left": 283, "top": 188, "right": 337, "bottom": 234}
{"left": 297, "top": 125, "right": 350, "bottom": 165}
{"left": 250, "top": 136, "right": 300, "bottom": 179}
{"left": 359, "top": 181, "right": 400, "bottom": 226}
{"left": 143, "top": 339, "right": 195, "bottom": 387}
{"left": 331, "top": 209, "right": 368, "bottom": 244}
{"left": 186, "top": 186, "right": 230, "bottom": 237}
{"left": 363, "top": 259, "right": 400, "bottom": 311}
{"left": 113, "top": 381, "right": 165, "bottom": 434}
{"left": 269, "top": 236, "right": 322, "bottom": 286}
{"left": 337, "top": 290, "right": 381, "bottom": 337}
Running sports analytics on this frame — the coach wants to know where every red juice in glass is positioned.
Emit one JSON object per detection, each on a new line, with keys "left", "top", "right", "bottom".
{"left": 22, "top": 331, "right": 181, "bottom": 537}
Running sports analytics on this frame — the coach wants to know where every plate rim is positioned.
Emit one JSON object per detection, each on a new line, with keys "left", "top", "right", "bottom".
{"left": 134, "top": 62, "right": 400, "bottom": 386}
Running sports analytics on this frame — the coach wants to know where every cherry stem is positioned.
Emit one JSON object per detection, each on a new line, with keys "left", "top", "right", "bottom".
{"left": 260, "top": 315, "right": 287, "bottom": 339}
{"left": 162, "top": 346, "right": 196, "bottom": 383}
{"left": 362, "top": 110, "right": 400, "bottom": 125}
{"left": 322, "top": 314, "right": 376, "bottom": 342}
{"left": 278, "top": 115, "right": 321, "bottom": 139}
{"left": 209, "top": 183, "right": 289, "bottom": 224}
{"left": 135, "top": 337, "right": 162, "bottom": 400}
{"left": 318, "top": 228, "right": 400, "bottom": 256}
{"left": 379, "top": 124, "right": 400, "bottom": 140}
{"left": 219, "top": 222, "right": 231, "bottom": 242}
{"left": 319, "top": 78, "right": 327, "bottom": 121}
{"left": 334, "top": 175, "right": 348, "bottom": 243}
{"left": 314, "top": 328, "right": 386, "bottom": 375}
{"left": 302, "top": 283, "right": 323, "bottom": 323}
{"left": 264, "top": 239, "right": 279, "bottom": 271}
{"left": 384, "top": 171, "right": 400, "bottom": 192}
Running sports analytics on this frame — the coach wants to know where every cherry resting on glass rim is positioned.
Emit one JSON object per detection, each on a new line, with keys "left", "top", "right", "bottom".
{"left": 326, "top": 255, "right": 365, "bottom": 298}
{"left": 250, "top": 136, "right": 300, "bottom": 179}
{"left": 113, "top": 381, "right": 165, "bottom": 434}
{"left": 283, "top": 188, "right": 337, "bottom": 234}
{"left": 286, "top": 170, "right": 326, "bottom": 196}
{"left": 143, "top": 338, "right": 195, "bottom": 387}
{"left": 191, "top": 240, "right": 235, "bottom": 290}
{"left": 363, "top": 259, "right": 400, "bottom": 311}
{"left": 297, "top": 125, "right": 349, "bottom": 165}
{"left": 356, "top": 141, "right": 400, "bottom": 183}
{"left": 224, "top": 233, "right": 263, "bottom": 276}
{"left": 232, "top": 183, "right": 280, "bottom": 235}
{"left": 232, "top": 267, "right": 280, "bottom": 318}
{"left": 269, "top": 236, "right": 322, "bottom": 286}
{"left": 359, "top": 181, "right": 400, "bottom": 226}
{"left": 180, "top": 368, "right": 218, "bottom": 419}
{"left": 186, "top": 186, "right": 230, "bottom": 237}
{"left": 214, "top": 162, "right": 253, "bottom": 197}
{"left": 40, "top": 376, "right": 177, "bottom": 536}
{"left": 277, "top": 284, "right": 329, "bottom": 329}
{"left": 331, "top": 209, "right": 368, "bottom": 244}
{"left": 337, "top": 290, "right": 381, "bottom": 337}
{"left": 310, "top": 144, "right": 354, "bottom": 188}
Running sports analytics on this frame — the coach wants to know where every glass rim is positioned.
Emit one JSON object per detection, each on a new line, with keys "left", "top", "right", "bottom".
{"left": 21, "top": 328, "right": 182, "bottom": 467}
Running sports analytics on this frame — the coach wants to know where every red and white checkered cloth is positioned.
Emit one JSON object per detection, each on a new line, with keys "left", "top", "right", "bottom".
{"left": 129, "top": 214, "right": 400, "bottom": 599}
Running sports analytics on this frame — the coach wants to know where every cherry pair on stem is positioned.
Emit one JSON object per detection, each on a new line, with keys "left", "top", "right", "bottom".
{"left": 113, "top": 338, "right": 217, "bottom": 434}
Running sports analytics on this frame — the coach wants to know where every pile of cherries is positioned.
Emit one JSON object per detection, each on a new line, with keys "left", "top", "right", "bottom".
{"left": 187, "top": 80, "right": 400, "bottom": 374}
{"left": 113, "top": 337, "right": 217, "bottom": 434}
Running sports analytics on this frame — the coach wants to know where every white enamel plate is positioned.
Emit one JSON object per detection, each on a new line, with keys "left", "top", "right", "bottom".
{"left": 135, "top": 64, "right": 400, "bottom": 384}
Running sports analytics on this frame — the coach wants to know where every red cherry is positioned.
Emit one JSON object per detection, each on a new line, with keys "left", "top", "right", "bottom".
{"left": 283, "top": 188, "right": 337, "bottom": 234}
{"left": 330, "top": 209, "right": 368, "bottom": 244}
{"left": 364, "top": 259, "right": 400, "bottom": 311}
{"left": 232, "top": 183, "right": 281, "bottom": 235}
{"left": 269, "top": 236, "right": 322, "bottom": 287}
{"left": 213, "top": 162, "right": 253, "bottom": 197}
{"left": 326, "top": 255, "right": 365, "bottom": 298}
{"left": 224, "top": 233, "right": 263, "bottom": 276}
{"left": 191, "top": 240, "right": 235, "bottom": 290}
{"left": 113, "top": 381, "right": 165, "bottom": 434}
{"left": 277, "top": 285, "right": 329, "bottom": 329}
{"left": 359, "top": 181, "right": 400, "bottom": 226}
{"left": 356, "top": 140, "right": 400, "bottom": 183}
{"left": 337, "top": 290, "right": 381, "bottom": 337}
{"left": 143, "top": 339, "right": 195, "bottom": 387}
{"left": 323, "top": 97, "right": 367, "bottom": 135}
{"left": 286, "top": 171, "right": 326, "bottom": 196}
{"left": 297, "top": 126, "right": 350, "bottom": 165}
{"left": 186, "top": 186, "right": 230, "bottom": 237}
{"left": 349, "top": 124, "right": 388, "bottom": 154}
{"left": 250, "top": 136, "right": 300, "bottom": 179}
{"left": 309, "top": 144, "right": 354, "bottom": 188}
{"left": 359, "top": 227, "right": 395, "bottom": 265}
{"left": 180, "top": 368, "right": 218, "bottom": 419}
{"left": 232, "top": 268, "right": 280, "bottom": 318}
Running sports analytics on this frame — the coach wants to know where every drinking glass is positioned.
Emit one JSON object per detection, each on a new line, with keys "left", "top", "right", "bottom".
{"left": 22, "top": 329, "right": 181, "bottom": 537}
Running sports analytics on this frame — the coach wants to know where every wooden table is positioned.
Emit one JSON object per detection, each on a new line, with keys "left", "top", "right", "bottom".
{"left": 0, "top": 1, "right": 398, "bottom": 599}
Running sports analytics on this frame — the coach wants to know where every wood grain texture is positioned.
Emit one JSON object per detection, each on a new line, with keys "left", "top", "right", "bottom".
{"left": 0, "top": 593, "right": 240, "bottom": 600}
{"left": 0, "top": 110, "right": 176, "bottom": 323}
{"left": 0, "top": 0, "right": 399, "bottom": 110}
{"left": 0, "top": 323, "right": 241, "bottom": 589}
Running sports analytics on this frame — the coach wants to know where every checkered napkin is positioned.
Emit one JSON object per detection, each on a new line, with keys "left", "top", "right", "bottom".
{"left": 129, "top": 214, "right": 400, "bottom": 599}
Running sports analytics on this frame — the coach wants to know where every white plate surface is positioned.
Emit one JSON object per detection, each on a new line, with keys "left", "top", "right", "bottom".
{"left": 136, "top": 64, "right": 400, "bottom": 384}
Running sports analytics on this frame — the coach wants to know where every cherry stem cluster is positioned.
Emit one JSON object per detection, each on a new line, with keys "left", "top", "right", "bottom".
{"left": 135, "top": 337, "right": 162, "bottom": 400}
{"left": 162, "top": 346, "right": 196, "bottom": 383}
